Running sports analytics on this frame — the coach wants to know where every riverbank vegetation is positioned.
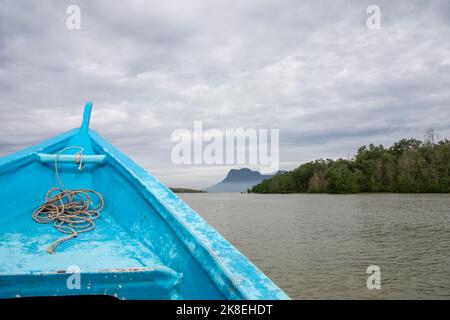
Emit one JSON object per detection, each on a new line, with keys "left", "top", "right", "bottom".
{"left": 250, "top": 132, "right": 450, "bottom": 194}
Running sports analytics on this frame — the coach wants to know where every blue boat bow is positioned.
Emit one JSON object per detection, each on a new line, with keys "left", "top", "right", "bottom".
{"left": 0, "top": 102, "right": 289, "bottom": 300}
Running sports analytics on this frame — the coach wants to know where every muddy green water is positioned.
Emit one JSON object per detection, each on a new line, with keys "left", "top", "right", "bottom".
{"left": 179, "top": 193, "right": 450, "bottom": 299}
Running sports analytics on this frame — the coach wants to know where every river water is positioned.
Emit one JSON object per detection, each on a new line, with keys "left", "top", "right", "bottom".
{"left": 179, "top": 193, "right": 450, "bottom": 299}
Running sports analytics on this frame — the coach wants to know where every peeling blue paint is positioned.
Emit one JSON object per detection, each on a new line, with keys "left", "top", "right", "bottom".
{"left": 0, "top": 102, "right": 289, "bottom": 300}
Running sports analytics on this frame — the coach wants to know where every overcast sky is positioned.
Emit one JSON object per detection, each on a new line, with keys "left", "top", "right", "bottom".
{"left": 1, "top": 0, "right": 449, "bottom": 188}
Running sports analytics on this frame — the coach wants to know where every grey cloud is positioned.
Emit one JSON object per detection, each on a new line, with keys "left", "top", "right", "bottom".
{"left": 1, "top": 0, "right": 449, "bottom": 188}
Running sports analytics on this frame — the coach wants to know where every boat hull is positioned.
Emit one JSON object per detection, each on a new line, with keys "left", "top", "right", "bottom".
{"left": 0, "top": 104, "right": 289, "bottom": 300}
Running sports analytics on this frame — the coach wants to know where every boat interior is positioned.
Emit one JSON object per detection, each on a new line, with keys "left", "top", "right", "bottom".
{"left": 1, "top": 141, "right": 222, "bottom": 299}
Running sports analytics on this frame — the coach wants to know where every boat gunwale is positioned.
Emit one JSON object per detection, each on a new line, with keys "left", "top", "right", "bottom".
{"left": 0, "top": 129, "right": 78, "bottom": 173}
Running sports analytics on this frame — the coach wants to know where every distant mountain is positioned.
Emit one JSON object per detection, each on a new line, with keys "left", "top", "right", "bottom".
{"left": 204, "top": 168, "right": 275, "bottom": 193}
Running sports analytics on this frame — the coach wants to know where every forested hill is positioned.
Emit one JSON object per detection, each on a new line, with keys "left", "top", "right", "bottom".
{"left": 250, "top": 136, "right": 450, "bottom": 194}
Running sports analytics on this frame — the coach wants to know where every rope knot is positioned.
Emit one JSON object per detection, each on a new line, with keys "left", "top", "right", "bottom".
{"left": 32, "top": 146, "right": 104, "bottom": 254}
{"left": 74, "top": 151, "right": 83, "bottom": 170}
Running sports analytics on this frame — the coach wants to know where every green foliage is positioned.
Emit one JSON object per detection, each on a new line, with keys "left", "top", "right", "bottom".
{"left": 325, "top": 160, "right": 360, "bottom": 193}
{"left": 250, "top": 136, "right": 450, "bottom": 194}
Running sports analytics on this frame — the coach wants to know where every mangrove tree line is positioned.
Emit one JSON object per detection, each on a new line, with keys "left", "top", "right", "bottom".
{"left": 250, "top": 134, "right": 450, "bottom": 194}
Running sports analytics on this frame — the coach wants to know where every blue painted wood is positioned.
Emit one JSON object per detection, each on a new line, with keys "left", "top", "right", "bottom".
{"left": 0, "top": 102, "right": 290, "bottom": 300}
{"left": 36, "top": 153, "right": 106, "bottom": 164}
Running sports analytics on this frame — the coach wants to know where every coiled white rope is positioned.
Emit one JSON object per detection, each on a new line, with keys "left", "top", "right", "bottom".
{"left": 32, "top": 147, "right": 104, "bottom": 254}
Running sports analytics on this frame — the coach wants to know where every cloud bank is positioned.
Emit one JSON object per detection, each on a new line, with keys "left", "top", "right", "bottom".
{"left": 1, "top": 0, "right": 449, "bottom": 188}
